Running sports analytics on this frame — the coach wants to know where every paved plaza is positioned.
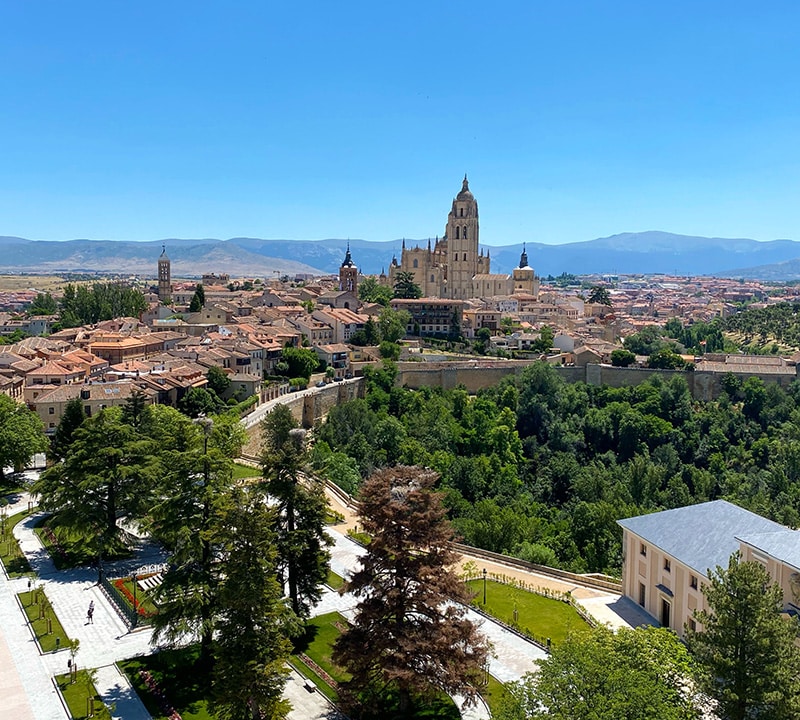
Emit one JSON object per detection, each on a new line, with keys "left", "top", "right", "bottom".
{"left": 1, "top": 479, "right": 651, "bottom": 719}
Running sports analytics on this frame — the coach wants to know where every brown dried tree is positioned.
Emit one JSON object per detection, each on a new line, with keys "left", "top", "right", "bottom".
{"left": 333, "top": 465, "right": 490, "bottom": 716}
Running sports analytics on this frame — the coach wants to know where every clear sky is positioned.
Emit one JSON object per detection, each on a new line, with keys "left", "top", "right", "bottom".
{"left": 1, "top": 2, "right": 799, "bottom": 246}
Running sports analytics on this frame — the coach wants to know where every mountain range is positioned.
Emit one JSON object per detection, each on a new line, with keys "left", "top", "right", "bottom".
{"left": 2, "top": 232, "right": 800, "bottom": 281}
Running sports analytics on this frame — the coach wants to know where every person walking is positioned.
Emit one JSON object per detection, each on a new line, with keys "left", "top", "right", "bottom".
{"left": 87, "top": 601, "right": 94, "bottom": 624}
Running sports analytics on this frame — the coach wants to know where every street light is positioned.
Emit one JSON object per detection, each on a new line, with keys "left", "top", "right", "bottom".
{"left": 482, "top": 568, "right": 487, "bottom": 605}
{"left": 131, "top": 572, "right": 138, "bottom": 629}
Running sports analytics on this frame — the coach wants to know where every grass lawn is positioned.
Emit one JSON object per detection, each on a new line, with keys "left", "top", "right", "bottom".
{"left": 34, "top": 515, "right": 131, "bottom": 570}
{"left": 119, "top": 646, "right": 214, "bottom": 720}
{"left": 0, "top": 509, "right": 33, "bottom": 577}
{"left": 55, "top": 670, "right": 112, "bottom": 720}
{"left": 18, "top": 589, "right": 72, "bottom": 653}
{"left": 326, "top": 569, "right": 345, "bottom": 590}
{"left": 467, "top": 579, "right": 589, "bottom": 646}
{"left": 232, "top": 462, "right": 261, "bottom": 481}
{"left": 481, "top": 673, "right": 511, "bottom": 717}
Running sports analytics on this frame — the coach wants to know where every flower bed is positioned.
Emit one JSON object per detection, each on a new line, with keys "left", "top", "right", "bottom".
{"left": 139, "top": 669, "right": 182, "bottom": 720}
{"left": 113, "top": 578, "right": 154, "bottom": 617}
{"left": 298, "top": 653, "right": 339, "bottom": 690}
{"left": 41, "top": 525, "right": 69, "bottom": 563}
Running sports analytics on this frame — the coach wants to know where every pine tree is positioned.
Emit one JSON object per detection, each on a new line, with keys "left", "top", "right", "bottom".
{"left": 261, "top": 405, "right": 331, "bottom": 618}
{"left": 50, "top": 398, "right": 87, "bottom": 462}
{"left": 332, "top": 466, "right": 489, "bottom": 716}
{"left": 211, "top": 487, "right": 296, "bottom": 720}
{"left": 686, "top": 553, "right": 800, "bottom": 720}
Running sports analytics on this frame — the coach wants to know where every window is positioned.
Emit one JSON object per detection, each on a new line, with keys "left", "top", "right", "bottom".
{"left": 455, "top": 227, "right": 460, "bottom": 239}
{"left": 413, "top": 259, "right": 418, "bottom": 268}
{"left": 463, "top": 226, "right": 468, "bottom": 239}
{"left": 664, "top": 558, "right": 671, "bottom": 572}
{"left": 430, "top": 275, "right": 435, "bottom": 282}
{"left": 463, "top": 253, "right": 467, "bottom": 261}
{"left": 689, "top": 618, "right": 697, "bottom": 632}
{"left": 640, "top": 543, "right": 647, "bottom": 557}
{"left": 459, "top": 207, "right": 463, "bottom": 217}
{"left": 48, "top": 407, "right": 55, "bottom": 415}
{"left": 639, "top": 583, "right": 646, "bottom": 606}
{"left": 690, "top": 574, "right": 698, "bottom": 590}
{"left": 49, "top": 422, "right": 55, "bottom": 428}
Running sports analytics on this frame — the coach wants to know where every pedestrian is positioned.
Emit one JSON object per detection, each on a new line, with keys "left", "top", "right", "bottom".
{"left": 87, "top": 602, "right": 94, "bottom": 624}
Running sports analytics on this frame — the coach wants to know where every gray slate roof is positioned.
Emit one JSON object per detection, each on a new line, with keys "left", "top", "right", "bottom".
{"left": 736, "top": 530, "right": 800, "bottom": 572}
{"left": 617, "top": 500, "right": 785, "bottom": 577}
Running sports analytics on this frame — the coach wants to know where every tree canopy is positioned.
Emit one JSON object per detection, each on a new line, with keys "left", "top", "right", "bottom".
{"left": 59, "top": 282, "right": 148, "bottom": 327}
{"left": 333, "top": 466, "right": 489, "bottom": 716}
{"left": 497, "top": 626, "right": 698, "bottom": 720}
{"left": 392, "top": 271, "right": 422, "bottom": 299}
{"left": 0, "top": 395, "right": 47, "bottom": 480}
{"left": 686, "top": 553, "right": 800, "bottom": 720}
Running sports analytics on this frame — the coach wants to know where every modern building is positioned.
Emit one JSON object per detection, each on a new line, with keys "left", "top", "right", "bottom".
{"left": 618, "top": 500, "right": 800, "bottom": 636}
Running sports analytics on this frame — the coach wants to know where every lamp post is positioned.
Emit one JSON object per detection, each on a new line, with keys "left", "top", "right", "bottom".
{"left": 482, "top": 568, "right": 487, "bottom": 605}
{"left": 131, "top": 572, "right": 138, "bottom": 629}
{"left": 96, "top": 531, "right": 103, "bottom": 584}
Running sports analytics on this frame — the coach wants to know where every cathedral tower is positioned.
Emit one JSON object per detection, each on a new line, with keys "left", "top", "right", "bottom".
{"left": 446, "top": 175, "right": 482, "bottom": 298}
{"left": 339, "top": 243, "right": 358, "bottom": 293}
{"left": 158, "top": 244, "right": 171, "bottom": 304}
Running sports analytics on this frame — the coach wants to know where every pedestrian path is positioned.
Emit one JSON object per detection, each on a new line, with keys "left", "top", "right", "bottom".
{"left": 3, "top": 483, "right": 651, "bottom": 720}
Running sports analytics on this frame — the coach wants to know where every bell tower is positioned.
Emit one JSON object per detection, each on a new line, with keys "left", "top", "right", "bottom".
{"left": 445, "top": 175, "right": 482, "bottom": 298}
{"left": 158, "top": 244, "right": 171, "bottom": 304}
{"left": 339, "top": 243, "right": 358, "bottom": 293}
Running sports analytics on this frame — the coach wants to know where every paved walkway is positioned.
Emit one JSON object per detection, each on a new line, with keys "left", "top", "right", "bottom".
{"left": 3, "top": 474, "right": 655, "bottom": 720}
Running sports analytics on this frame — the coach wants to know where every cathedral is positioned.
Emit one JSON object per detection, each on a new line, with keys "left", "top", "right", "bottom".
{"left": 388, "top": 176, "right": 537, "bottom": 299}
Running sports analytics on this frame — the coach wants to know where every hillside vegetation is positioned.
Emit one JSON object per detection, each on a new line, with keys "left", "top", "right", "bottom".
{"left": 314, "top": 362, "right": 800, "bottom": 575}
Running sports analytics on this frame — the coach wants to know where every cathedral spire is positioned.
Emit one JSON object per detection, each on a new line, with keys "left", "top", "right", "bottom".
{"left": 519, "top": 242, "right": 529, "bottom": 268}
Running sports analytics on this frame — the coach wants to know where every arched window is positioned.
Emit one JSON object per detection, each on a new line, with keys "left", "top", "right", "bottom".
{"left": 460, "top": 207, "right": 464, "bottom": 217}
{"left": 463, "top": 226, "right": 468, "bottom": 239}
{"left": 463, "top": 253, "right": 467, "bottom": 261}
{"left": 430, "top": 274, "right": 435, "bottom": 282}
{"left": 413, "top": 259, "right": 418, "bottom": 268}
{"left": 455, "top": 227, "right": 460, "bottom": 239}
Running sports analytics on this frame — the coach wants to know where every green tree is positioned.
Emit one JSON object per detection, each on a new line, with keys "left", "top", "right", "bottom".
{"left": 497, "top": 626, "right": 698, "bottom": 720}
{"left": 206, "top": 365, "right": 231, "bottom": 398}
{"left": 686, "top": 553, "right": 800, "bottom": 720}
{"left": 179, "top": 387, "right": 224, "bottom": 418}
{"left": 29, "top": 291, "right": 58, "bottom": 315}
{"left": 211, "top": 486, "right": 295, "bottom": 720}
{"left": 392, "top": 271, "right": 422, "bottom": 299}
{"left": 647, "top": 347, "right": 686, "bottom": 369}
{"left": 50, "top": 398, "right": 87, "bottom": 462}
{"left": 378, "top": 305, "right": 410, "bottom": 342}
{"left": 195, "top": 283, "right": 205, "bottom": 306}
{"left": 148, "top": 413, "right": 232, "bottom": 668}
{"left": 281, "top": 347, "right": 320, "bottom": 380}
{"left": 59, "top": 282, "right": 148, "bottom": 327}
{"left": 34, "top": 403, "right": 159, "bottom": 547}
{"left": 260, "top": 406, "right": 331, "bottom": 618}
{"left": 333, "top": 466, "right": 489, "bottom": 716}
{"left": 610, "top": 348, "right": 636, "bottom": 367}
{"left": 532, "top": 325, "right": 555, "bottom": 353}
{"left": 588, "top": 285, "right": 612, "bottom": 306}
{"left": 0, "top": 395, "right": 47, "bottom": 481}
{"left": 358, "top": 277, "right": 393, "bottom": 306}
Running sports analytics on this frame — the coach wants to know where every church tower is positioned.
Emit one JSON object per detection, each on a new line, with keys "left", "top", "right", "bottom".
{"left": 446, "top": 175, "right": 482, "bottom": 299}
{"left": 512, "top": 242, "right": 538, "bottom": 296}
{"left": 339, "top": 243, "right": 358, "bottom": 293}
{"left": 158, "top": 245, "right": 171, "bottom": 304}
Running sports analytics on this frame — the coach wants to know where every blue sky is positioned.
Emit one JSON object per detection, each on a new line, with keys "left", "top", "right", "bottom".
{"left": 1, "top": 2, "right": 799, "bottom": 246}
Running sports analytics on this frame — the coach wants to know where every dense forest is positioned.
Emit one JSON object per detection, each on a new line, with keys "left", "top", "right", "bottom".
{"left": 312, "top": 361, "right": 800, "bottom": 575}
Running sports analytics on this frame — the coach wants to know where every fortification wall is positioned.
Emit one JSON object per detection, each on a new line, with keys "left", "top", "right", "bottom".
{"left": 396, "top": 361, "right": 797, "bottom": 400}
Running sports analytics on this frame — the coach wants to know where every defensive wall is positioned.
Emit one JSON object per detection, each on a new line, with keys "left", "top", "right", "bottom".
{"left": 396, "top": 361, "right": 799, "bottom": 401}
{"left": 243, "top": 378, "right": 366, "bottom": 456}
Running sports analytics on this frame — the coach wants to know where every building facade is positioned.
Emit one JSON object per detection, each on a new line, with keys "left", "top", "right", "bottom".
{"left": 618, "top": 500, "right": 800, "bottom": 636}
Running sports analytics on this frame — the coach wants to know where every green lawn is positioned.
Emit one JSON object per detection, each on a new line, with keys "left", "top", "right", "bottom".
{"left": 119, "top": 646, "right": 214, "bottom": 720}
{"left": 34, "top": 515, "right": 131, "bottom": 570}
{"left": 18, "top": 589, "right": 72, "bottom": 653}
{"left": 467, "top": 579, "right": 590, "bottom": 646}
{"left": 55, "top": 670, "right": 112, "bottom": 720}
{"left": 0, "top": 509, "right": 33, "bottom": 577}
{"left": 326, "top": 569, "right": 345, "bottom": 590}
{"left": 232, "top": 462, "right": 261, "bottom": 481}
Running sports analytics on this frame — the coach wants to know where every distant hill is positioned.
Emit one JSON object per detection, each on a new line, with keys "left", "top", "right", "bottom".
{"left": 2, "top": 232, "right": 800, "bottom": 279}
